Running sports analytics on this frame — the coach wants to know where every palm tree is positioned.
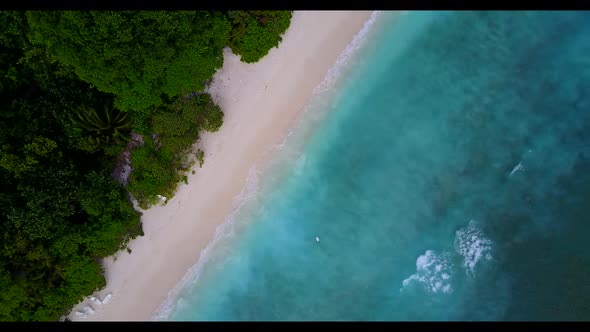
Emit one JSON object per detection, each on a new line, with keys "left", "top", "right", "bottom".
{"left": 248, "top": 11, "right": 269, "bottom": 25}
{"left": 228, "top": 11, "right": 254, "bottom": 39}
{"left": 71, "top": 99, "right": 131, "bottom": 152}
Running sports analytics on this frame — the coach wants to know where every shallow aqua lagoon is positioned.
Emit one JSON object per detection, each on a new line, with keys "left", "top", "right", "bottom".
{"left": 164, "top": 11, "right": 590, "bottom": 320}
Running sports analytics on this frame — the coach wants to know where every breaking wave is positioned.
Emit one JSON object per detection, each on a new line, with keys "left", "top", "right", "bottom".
{"left": 401, "top": 219, "right": 494, "bottom": 293}
{"left": 454, "top": 220, "right": 494, "bottom": 275}
{"left": 402, "top": 250, "right": 454, "bottom": 294}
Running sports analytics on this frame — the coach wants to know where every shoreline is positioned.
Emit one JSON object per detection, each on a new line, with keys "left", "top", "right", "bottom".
{"left": 68, "top": 11, "right": 373, "bottom": 321}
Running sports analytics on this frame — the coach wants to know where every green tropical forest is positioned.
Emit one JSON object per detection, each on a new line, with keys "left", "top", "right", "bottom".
{"left": 0, "top": 10, "right": 292, "bottom": 321}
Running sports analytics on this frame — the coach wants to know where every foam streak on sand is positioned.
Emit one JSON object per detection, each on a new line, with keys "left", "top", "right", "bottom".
{"left": 68, "top": 11, "right": 373, "bottom": 321}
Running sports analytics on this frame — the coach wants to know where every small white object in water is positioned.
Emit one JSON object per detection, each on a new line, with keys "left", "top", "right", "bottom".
{"left": 90, "top": 296, "right": 96, "bottom": 301}
{"left": 74, "top": 311, "right": 85, "bottom": 317}
{"left": 93, "top": 297, "right": 102, "bottom": 305}
{"left": 83, "top": 306, "right": 95, "bottom": 315}
{"left": 156, "top": 195, "right": 167, "bottom": 202}
{"left": 102, "top": 293, "right": 112, "bottom": 304}
{"left": 315, "top": 237, "right": 320, "bottom": 242}
{"left": 509, "top": 162, "right": 525, "bottom": 176}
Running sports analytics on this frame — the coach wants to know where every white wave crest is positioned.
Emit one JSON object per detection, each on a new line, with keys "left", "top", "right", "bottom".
{"left": 267, "top": 11, "right": 387, "bottom": 175}
{"left": 509, "top": 161, "right": 525, "bottom": 177}
{"left": 263, "top": 11, "right": 384, "bottom": 190}
{"left": 401, "top": 250, "right": 453, "bottom": 294}
{"left": 313, "top": 11, "right": 381, "bottom": 95}
{"left": 454, "top": 220, "right": 493, "bottom": 275}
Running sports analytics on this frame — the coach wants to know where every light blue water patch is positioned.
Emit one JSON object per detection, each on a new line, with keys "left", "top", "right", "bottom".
{"left": 163, "top": 11, "right": 590, "bottom": 321}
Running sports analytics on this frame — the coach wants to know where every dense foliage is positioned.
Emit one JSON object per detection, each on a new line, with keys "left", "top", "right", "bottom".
{"left": 228, "top": 11, "right": 293, "bottom": 63}
{"left": 26, "top": 11, "right": 231, "bottom": 112}
{"left": 0, "top": 15, "right": 142, "bottom": 321}
{"left": 0, "top": 10, "right": 291, "bottom": 321}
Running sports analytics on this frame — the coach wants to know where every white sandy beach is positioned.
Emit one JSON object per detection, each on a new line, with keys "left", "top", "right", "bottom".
{"left": 68, "top": 11, "right": 372, "bottom": 321}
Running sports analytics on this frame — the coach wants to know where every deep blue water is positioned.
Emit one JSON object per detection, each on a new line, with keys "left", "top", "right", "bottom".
{"left": 162, "top": 11, "right": 590, "bottom": 321}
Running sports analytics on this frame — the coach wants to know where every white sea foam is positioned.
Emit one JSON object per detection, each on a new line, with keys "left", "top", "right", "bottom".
{"left": 267, "top": 11, "right": 386, "bottom": 180}
{"left": 454, "top": 220, "right": 493, "bottom": 275}
{"left": 313, "top": 11, "right": 382, "bottom": 95}
{"left": 401, "top": 220, "right": 494, "bottom": 293}
{"left": 271, "top": 10, "right": 383, "bottom": 160}
{"left": 151, "top": 166, "right": 261, "bottom": 320}
{"left": 509, "top": 161, "right": 525, "bottom": 177}
{"left": 401, "top": 250, "right": 454, "bottom": 294}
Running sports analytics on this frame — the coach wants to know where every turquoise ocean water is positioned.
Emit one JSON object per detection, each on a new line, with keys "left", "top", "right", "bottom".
{"left": 158, "top": 11, "right": 590, "bottom": 320}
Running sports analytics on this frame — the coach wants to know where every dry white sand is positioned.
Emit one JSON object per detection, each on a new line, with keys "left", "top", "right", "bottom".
{"left": 68, "top": 10, "right": 372, "bottom": 321}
